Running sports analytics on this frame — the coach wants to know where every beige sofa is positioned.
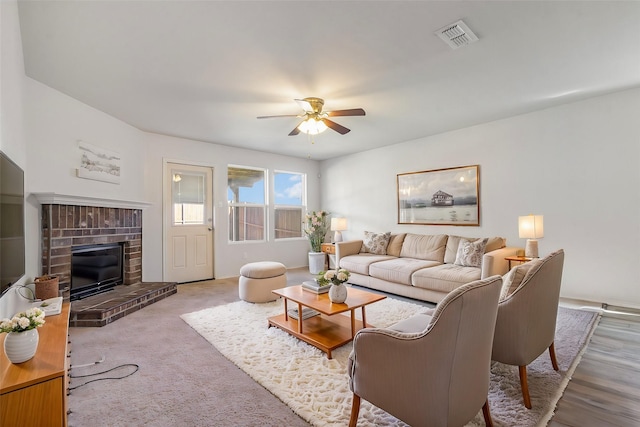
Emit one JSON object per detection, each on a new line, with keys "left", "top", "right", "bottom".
{"left": 336, "top": 233, "right": 520, "bottom": 303}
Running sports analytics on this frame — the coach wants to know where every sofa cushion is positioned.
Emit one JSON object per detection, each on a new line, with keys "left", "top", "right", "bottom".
{"left": 411, "top": 264, "right": 482, "bottom": 293}
{"left": 499, "top": 261, "right": 535, "bottom": 300}
{"left": 454, "top": 238, "right": 488, "bottom": 267}
{"left": 339, "top": 253, "right": 395, "bottom": 275}
{"left": 444, "top": 236, "right": 506, "bottom": 264}
{"left": 386, "top": 234, "right": 406, "bottom": 257}
{"left": 400, "top": 234, "right": 447, "bottom": 262}
{"left": 360, "top": 231, "right": 391, "bottom": 255}
{"left": 369, "top": 258, "right": 442, "bottom": 285}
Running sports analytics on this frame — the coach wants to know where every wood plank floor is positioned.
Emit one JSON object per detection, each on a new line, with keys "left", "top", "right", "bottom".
{"left": 549, "top": 305, "right": 640, "bottom": 427}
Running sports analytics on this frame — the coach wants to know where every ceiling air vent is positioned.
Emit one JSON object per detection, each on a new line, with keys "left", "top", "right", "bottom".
{"left": 436, "top": 20, "right": 478, "bottom": 50}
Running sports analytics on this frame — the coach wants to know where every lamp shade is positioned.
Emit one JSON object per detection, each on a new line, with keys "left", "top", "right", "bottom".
{"left": 518, "top": 215, "right": 544, "bottom": 239}
{"left": 331, "top": 217, "right": 348, "bottom": 231}
{"left": 331, "top": 217, "right": 347, "bottom": 243}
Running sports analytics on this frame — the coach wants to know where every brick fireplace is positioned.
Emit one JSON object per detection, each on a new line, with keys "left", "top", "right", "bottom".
{"left": 34, "top": 193, "right": 176, "bottom": 326}
{"left": 40, "top": 204, "right": 142, "bottom": 297}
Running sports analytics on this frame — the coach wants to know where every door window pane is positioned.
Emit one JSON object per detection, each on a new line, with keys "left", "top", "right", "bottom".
{"left": 173, "top": 172, "right": 206, "bottom": 225}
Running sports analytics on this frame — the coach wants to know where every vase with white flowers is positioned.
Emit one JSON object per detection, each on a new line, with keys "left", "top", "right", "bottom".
{"left": 1, "top": 307, "right": 46, "bottom": 363}
{"left": 304, "top": 211, "right": 330, "bottom": 274}
{"left": 317, "top": 269, "right": 351, "bottom": 303}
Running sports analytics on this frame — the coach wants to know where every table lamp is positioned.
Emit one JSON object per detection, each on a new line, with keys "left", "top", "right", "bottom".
{"left": 518, "top": 214, "right": 544, "bottom": 258}
{"left": 331, "top": 217, "right": 348, "bottom": 243}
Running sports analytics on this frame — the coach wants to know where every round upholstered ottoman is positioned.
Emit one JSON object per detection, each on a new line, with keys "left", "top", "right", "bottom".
{"left": 239, "top": 261, "right": 287, "bottom": 303}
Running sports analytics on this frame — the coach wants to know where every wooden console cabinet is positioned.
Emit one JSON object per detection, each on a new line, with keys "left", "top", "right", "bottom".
{"left": 1, "top": 303, "right": 71, "bottom": 427}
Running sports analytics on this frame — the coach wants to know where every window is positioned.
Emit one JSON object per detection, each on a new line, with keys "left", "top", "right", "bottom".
{"left": 274, "top": 171, "right": 305, "bottom": 239}
{"left": 227, "top": 166, "right": 266, "bottom": 242}
{"left": 172, "top": 172, "right": 206, "bottom": 225}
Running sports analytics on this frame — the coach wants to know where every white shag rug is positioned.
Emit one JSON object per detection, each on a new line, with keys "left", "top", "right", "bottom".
{"left": 181, "top": 298, "right": 597, "bottom": 427}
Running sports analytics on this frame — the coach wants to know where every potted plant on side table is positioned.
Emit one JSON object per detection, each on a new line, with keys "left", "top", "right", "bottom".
{"left": 317, "top": 268, "right": 351, "bottom": 303}
{"left": 304, "top": 210, "right": 330, "bottom": 274}
{"left": 1, "top": 307, "right": 46, "bottom": 363}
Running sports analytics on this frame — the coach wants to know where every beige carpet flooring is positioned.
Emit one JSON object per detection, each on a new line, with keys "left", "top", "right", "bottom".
{"left": 67, "top": 270, "right": 316, "bottom": 427}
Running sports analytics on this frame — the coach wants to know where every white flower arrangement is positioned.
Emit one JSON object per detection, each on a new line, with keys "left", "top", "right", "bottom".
{"left": 0, "top": 307, "right": 46, "bottom": 333}
{"left": 316, "top": 269, "right": 351, "bottom": 286}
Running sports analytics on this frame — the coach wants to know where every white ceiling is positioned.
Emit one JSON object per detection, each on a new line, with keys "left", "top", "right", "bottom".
{"left": 17, "top": 1, "right": 640, "bottom": 160}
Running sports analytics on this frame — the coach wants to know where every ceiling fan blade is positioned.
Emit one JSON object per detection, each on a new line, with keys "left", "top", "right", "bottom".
{"left": 327, "top": 108, "right": 366, "bottom": 117}
{"left": 322, "top": 119, "right": 351, "bottom": 135}
{"left": 288, "top": 124, "right": 302, "bottom": 136}
{"left": 295, "top": 98, "right": 314, "bottom": 112}
{"left": 257, "top": 114, "right": 299, "bottom": 119}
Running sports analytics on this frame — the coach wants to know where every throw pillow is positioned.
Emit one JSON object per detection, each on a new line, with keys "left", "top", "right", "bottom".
{"left": 454, "top": 238, "right": 488, "bottom": 268}
{"left": 360, "top": 231, "right": 391, "bottom": 255}
{"left": 484, "top": 237, "right": 506, "bottom": 253}
{"left": 386, "top": 233, "right": 406, "bottom": 257}
{"left": 499, "top": 262, "right": 534, "bottom": 300}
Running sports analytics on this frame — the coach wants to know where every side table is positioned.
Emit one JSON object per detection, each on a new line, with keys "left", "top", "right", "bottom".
{"left": 505, "top": 256, "right": 533, "bottom": 270}
{"left": 321, "top": 243, "right": 336, "bottom": 269}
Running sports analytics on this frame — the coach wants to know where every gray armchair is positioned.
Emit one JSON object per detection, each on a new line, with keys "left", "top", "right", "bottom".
{"left": 348, "top": 276, "right": 502, "bottom": 427}
{"left": 491, "top": 249, "right": 565, "bottom": 409}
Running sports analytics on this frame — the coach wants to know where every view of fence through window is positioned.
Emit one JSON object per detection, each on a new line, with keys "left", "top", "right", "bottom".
{"left": 227, "top": 166, "right": 266, "bottom": 242}
{"left": 227, "top": 167, "right": 306, "bottom": 242}
{"left": 274, "top": 171, "right": 305, "bottom": 239}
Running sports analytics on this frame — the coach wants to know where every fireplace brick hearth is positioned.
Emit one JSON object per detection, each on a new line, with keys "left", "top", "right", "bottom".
{"left": 69, "top": 281, "right": 176, "bottom": 327}
{"left": 35, "top": 194, "right": 177, "bottom": 326}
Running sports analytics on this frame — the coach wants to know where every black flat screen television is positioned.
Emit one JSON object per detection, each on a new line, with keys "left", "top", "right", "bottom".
{"left": 0, "top": 151, "right": 26, "bottom": 296}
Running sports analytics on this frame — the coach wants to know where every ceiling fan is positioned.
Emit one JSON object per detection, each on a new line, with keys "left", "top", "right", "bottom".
{"left": 257, "top": 97, "right": 366, "bottom": 136}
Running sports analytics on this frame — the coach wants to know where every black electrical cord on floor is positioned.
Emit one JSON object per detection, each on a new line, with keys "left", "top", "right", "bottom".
{"left": 68, "top": 363, "right": 139, "bottom": 391}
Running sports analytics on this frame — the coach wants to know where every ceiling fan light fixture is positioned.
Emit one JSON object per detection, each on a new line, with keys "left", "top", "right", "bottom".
{"left": 259, "top": 97, "right": 364, "bottom": 136}
{"left": 298, "top": 117, "right": 328, "bottom": 135}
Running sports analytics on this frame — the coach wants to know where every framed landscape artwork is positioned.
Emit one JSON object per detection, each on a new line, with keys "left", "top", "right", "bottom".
{"left": 397, "top": 164, "right": 480, "bottom": 226}
{"left": 76, "top": 140, "right": 121, "bottom": 184}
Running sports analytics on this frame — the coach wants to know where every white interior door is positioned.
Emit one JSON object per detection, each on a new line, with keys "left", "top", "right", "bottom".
{"left": 164, "top": 162, "right": 214, "bottom": 283}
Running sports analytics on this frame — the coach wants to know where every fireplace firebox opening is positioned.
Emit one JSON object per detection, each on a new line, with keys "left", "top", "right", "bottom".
{"left": 71, "top": 243, "right": 124, "bottom": 301}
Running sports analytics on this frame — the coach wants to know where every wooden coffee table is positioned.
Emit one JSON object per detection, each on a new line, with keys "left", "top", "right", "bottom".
{"left": 268, "top": 285, "right": 386, "bottom": 359}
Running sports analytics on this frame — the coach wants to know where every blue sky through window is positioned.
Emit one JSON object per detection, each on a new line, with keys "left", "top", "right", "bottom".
{"left": 275, "top": 172, "right": 303, "bottom": 205}
{"left": 227, "top": 171, "right": 303, "bottom": 205}
{"left": 227, "top": 180, "right": 264, "bottom": 203}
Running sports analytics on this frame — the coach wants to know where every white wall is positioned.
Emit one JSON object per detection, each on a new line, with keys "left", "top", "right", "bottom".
{"left": 0, "top": 1, "right": 26, "bottom": 166}
{"left": 0, "top": 1, "right": 30, "bottom": 317}
{"left": 320, "top": 88, "right": 640, "bottom": 309}
{"left": 24, "top": 79, "right": 145, "bottom": 200}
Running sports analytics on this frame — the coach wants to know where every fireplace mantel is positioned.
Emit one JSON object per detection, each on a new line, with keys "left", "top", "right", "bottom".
{"left": 33, "top": 192, "right": 152, "bottom": 210}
